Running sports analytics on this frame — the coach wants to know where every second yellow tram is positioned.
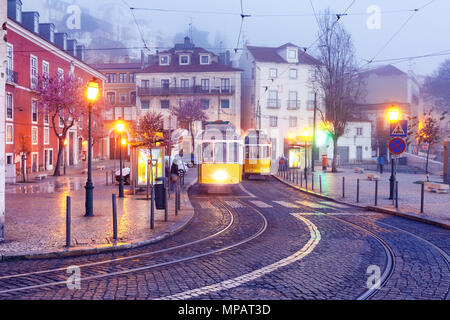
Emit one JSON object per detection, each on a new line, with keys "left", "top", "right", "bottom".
{"left": 243, "top": 130, "right": 272, "bottom": 179}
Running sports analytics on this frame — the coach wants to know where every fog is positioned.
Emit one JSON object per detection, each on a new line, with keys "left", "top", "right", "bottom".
{"left": 21, "top": 0, "right": 450, "bottom": 75}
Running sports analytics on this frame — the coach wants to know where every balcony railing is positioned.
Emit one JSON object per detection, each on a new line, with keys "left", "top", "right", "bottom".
{"left": 6, "top": 68, "right": 18, "bottom": 84}
{"left": 287, "top": 100, "right": 301, "bottom": 110}
{"left": 267, "top": 99, "right": 281, "bottom": 109}
{"left": 138, "top": 85, "right": 234, "bottom": 96}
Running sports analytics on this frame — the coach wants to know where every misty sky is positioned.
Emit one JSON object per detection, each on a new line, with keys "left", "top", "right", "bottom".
{"left": 22, "top": 0, "right": 450, "bottom": 76}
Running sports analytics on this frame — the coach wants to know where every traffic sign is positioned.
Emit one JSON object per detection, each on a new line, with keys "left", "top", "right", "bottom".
{"left": 390, "top": 120, "right": 408, "bottom": 137}
{"left": 389, "top": 137, "right": 407, "bottom": 155}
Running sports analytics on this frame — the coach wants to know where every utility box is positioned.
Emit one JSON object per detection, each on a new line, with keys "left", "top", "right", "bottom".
{"left": 444, "top": 140, "right": 450, "bottom": 184}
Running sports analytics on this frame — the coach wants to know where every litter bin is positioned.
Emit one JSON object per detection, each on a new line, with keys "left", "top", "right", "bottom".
{"left": 154, "top": 177, "right": 166, "bottom": 210}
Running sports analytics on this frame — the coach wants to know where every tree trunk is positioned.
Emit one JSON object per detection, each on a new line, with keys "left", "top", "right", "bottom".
{"left": 332, "top": 135, "right": 339, "bottom": 173}
{"left": 53, "top": 138, "right": 64, "bottom": 177}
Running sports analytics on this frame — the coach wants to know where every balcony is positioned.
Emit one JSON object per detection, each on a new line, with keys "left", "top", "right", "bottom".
{"left": 267, "top": 99, "right": 281, "bottom": 109}
{"left": 287, "top": 100, "right": 301, "bottom": 110}
{"left": 138, "top": 85, "right": 235, "bottom": 96}
{"left": 6, "top": 68, "right": 18, "bottom": 84}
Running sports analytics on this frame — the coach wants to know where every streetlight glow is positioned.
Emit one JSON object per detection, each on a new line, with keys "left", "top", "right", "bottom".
{"left": 388, "top": 108, "right": 400, "bottom": 122}
{"left": 116, "top": 120, "right": 125, "bottom": 133}
{"left": 87, "top": 80, "right": 100, "bottom": 102}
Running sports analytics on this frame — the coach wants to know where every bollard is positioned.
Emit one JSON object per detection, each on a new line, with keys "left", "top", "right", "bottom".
{"left": 395, "top": 181, "right": 399, "bottom": 209}
{"left": 300, "top": 172, "right": 303, "bottom": 188}
{"left": 177, "top": 180, "right": 181, "bottom": 210}
{"left": 296, "top": 170, "right": 299, "bottom": 185}
{"left": 175, "top": 181, "right": 179, "bottom": 216}
{"left": 305, "top": 173, "right": 308, "bottom": 190}
{"left": 375, "top": 179, "right": 378, "bottom": 206}
{"left": 112, "top": 194, "right": 118, "bottom": 240}
{"left": 106, "top": 171, "right": 109, "bottom": 186}
{"left": 357, "top": 179, "right": 360, "bottom": 203}
{"left": 150, "top": 186, "right": 155, "bottom": 230}
{"left": 319, "top": 175, "right": 322, "bottom": 194}
{"left": 342, "top": 177, "right": 345, "bottom": 198}
{"left": 312, "top": 173, "right": 315, "bottom": 191}
{"left": 66, "top": 196, "right": 71, "bottom": 247}
{"left": 164, "top": 178, "right": 169, "bottom": 222}
{"left": 420, "top": 183, "right": 425, "bottom": 213}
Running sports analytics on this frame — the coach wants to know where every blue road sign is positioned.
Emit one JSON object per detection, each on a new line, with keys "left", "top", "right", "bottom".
{"left": 389, "top": 137, "right": 406, "bottom": 155}
{"left": 390, "top": 120, "right": 408, "bottom": 137}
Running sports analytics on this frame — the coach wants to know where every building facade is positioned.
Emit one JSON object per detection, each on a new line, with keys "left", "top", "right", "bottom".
{"left": 5, "top": 0, "right": 105, "bottom": 182}
{"left": 1, "top": 0, "right": 7, "bottom": 242}
{"left": 239, "top": 43, "right": 321, "bottom": 160}
{"left": 94, "top": 62, "right": 141, "bottom": 160}
{"left": 136, "top": 37, "right": 243, "bottom": 137}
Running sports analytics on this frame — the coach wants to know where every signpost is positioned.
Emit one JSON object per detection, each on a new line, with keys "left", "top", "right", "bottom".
{"left": 388, "top": 118, "right": 407, "bottom": 200}
{"left": 389, "top": 137, "right": 407, "bottom": 155}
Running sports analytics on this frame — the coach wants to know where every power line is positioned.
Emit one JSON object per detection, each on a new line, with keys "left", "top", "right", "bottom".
{"left": 122, "top": 0, "right": 152, "bottom": 53}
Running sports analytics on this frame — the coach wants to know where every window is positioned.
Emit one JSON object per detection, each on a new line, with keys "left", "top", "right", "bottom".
{"left": 221, "top": 99, "right": 230, "bottom": 109}
{"left": 309, "top": 70, "right": 316, "bottom": 81}
{"left": 130, "top": 91, "right": 136, "bottom": 104}
{"left": 200, "top": 55, "right": 210, "bottom": 64}
{"left": 30, "top": 55, "right": 38, "bottom": 89}
{"left": 269, "top": 116, "right": 278, "bottom": 127}
{"left": 119, "top": 93, "right": 127, "bottom": 104}
{"left": 107, "top": 92, "right": 116, "bottom": 105}
{"left": 141, "top": 80, "right": 150, "bottom": 88}
{"left": 268, "top": 91, "right": 279, "bottom": 108}
{"left": 160, "top": 55, "right": 169, "bottom": 65}
{"left": 288, "top": 91, "right": 298, "bottom": 109}
{"left": 201, "top": 79, "right": 210, "bottom": 91}
{"left": 107, "top": 73, "right": 117, "bottom": 83}
{"left": 288, "top": 49, "right": 297, "bottom": 60}
{"left": 180, "top": 79, "right": 189, "bottom": 88}
{"left": 43, "top": 61, "right": 49, "bottom": 77}
{"left": 119, "top": 73, "right": 127, "bottom": 83}
{"left": 6, "top": 45, "right": 13, "bottom": 82}
{"left": 32, "top": 100, "right": 38, "bottom": 123}
{"left": 161, "top": 79, "right": 170, "bottom": 88}
{"left": 32, "top": 126, "right": 38, "bottom": 145}
{"left": 6, "top": 154, "right": 13, "bottom": 165}
{"left": 44, "top": 127, "right": 50, "bottom": 145}
{"left": 6, "top": 124, "right": 13, "bottom": 144}
{"left": 269, "top": 68, "right": 278, "bottom": 78}
{"left": 221, "top": 78, "right": 230, "bottom": 93}
{"left": 179, "top": 55, "right": 189, "bottom": 65}
{"left": 289, "top": 116, "right": 297, "bottom": 127}
{"left": 44, "top": 112, "right": 49, "bottom": 125}
{"left": 228, "top": 142, "right": 239, "bottom": 163}
{"left": 57, "top": 68, "right": 64, "bottom": 80}
{"left": 6, "top": 93, "right": 13, "bottom": 120}
{"left": 289, "top": 69, "right": 298, "bottom": 79}
{"left": 357, "top": 128, "right": 363, "bottom": 136}
{"left": 129, "top": 73, "right": 135, "bottom": 83}
{"left": 59, "top": 117, "right": 64, "bottom": 127}
{"left": 201, "top": 99, "right": 210, "bottom": 110}
{"left": 161, "top": 100, "right": 170, "bottom": 109}
{"left": 141, "top": 100, "right": 150, "bottom": 110}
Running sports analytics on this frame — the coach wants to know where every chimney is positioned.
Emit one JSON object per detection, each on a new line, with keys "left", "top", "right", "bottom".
{"left": 67, "top": 39, "right": 77, "bottom": 57}
{"left": 76, "top": 45, "right": 85, "bottom": 61}
{"left": 39, "top": 23, "right": 55, "bottom": 43}
{"left": 21, "top": 11, "right": 40, "bottom": 33}
{"left": 54, "top": 32, "right": 68, "bottom": 50}
{"left": 7, "top": 0, "right": 23, "bottom": 23}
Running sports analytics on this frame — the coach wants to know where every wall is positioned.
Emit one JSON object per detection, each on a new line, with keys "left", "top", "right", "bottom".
{"left": 0, "top": 0, "right": 6, "bottom": 241}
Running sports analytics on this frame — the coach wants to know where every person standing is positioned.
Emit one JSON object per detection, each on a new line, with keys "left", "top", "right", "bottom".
{"left": 170, "top": 159, "right": 179, "bottom": 191}
{"left": 378, "top": 155, "right": 386, "bottom": 174}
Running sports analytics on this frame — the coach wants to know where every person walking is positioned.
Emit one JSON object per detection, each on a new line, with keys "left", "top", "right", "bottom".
{"left": 378, "top": 155, "right": 386, "bottom": 174}
{"left": 279, "top": 156, "right": 286, "bottom": 172}
{"left": 170, "top": 159, "right": 179, "bottom": 191}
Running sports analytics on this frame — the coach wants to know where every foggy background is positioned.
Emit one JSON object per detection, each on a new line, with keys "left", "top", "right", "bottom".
{"left": 21, "top": 0, "right": 450, "bottom": 75}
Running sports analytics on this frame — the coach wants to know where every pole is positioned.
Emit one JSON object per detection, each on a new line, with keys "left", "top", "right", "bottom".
{"left": 389, "top": 157, "right": 396, "bottom": 200}
{"left": 84, "top": 103, "right": 94, "bottom": 217}
{"left": 395, "top": 181, "right": 399, "bottom": 209}
{"left": 150, "top": 161, "right": 155, "bottom": 230}
{"left": 357, "top": 179, "right": 360, "bottom": 203}
{"left": 319, "top": 175, "right": 322, "bottom": 194}
{"left": 342, "top": 176, "right": 345, "bottom": 198}
{"left": 66, "top": 196, "right": 71, "bottom": 247}
{"left": 312, "top": 173, "right": 314, "bottom": 191}
{"left": 375, "top": 179, "right": 378, "bottom": 206}
{"left": 304, "top": 142, "right": 308, "bottom": 181}
{"left": 420, "top": 183, "right": 424, "bottom": 213}
{"left": 312, "top": 92, "right": 317, "bottom": 172}
{"left": 168, "top": 116, "right": 172, "bottom": 196}
{"left": 119, "top": 132, "right": 124, "bottom": 198}
{"left": 112, "top": 194, "right": 118, "bottom": 240}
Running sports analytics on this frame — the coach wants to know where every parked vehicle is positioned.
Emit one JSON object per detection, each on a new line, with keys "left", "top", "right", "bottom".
{"left": 115, "top": 167, "right": 131, "bottom": 185}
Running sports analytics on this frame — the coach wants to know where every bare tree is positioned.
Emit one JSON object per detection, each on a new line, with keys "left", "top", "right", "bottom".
{"left": 312, "top": 9, "right": 364, "bottom": 172}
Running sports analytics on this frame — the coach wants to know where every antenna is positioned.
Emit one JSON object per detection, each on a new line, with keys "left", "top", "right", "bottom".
{"left": 189, "top": 18, "right": 193, "bottom": 41}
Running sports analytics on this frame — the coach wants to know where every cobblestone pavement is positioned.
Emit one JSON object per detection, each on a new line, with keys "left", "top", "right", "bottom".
{"left": 0, "top": 176, "right": 448, "bottom": 300}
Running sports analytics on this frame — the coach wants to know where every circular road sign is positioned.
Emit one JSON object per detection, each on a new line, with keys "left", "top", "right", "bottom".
{"left": 389, "top": 137, "right": 406, "bottom": 155}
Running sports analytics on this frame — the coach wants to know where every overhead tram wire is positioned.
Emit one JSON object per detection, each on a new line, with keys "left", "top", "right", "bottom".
{"left": 235, "top": 0, "right": 251, "bottom": 53}
{"left": 122, "top": 0, "right": 152, "bottom": 53}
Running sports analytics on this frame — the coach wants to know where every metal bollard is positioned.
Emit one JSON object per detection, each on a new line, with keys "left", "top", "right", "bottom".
{"left": 177, "top": 180, "right": 181, "bottom": 210}
{"left": 420, "top": 183, "right": 424, "bottom": 213}
{"left": 106, "top": 171, "right": 109, "bottom": 186}
{"left": 357, "top": 179, "right": 360, "bottom": 203}
{"left": 305, "top": 173, "right": 308, "bottom": 190}
{"left": 66, "top": 196, "right": 71, "bottom": 247}
{"left": 395, "top": 181, "right": 399, "bottom": 209}
{"left": 375, "top": 179, "right": 378, "bottom": 206}
{"left": 165, "top": 178, "right": 169, "bottom": 222}
{"left": 319, "top": 175, "right": 322, "bottom": 194}
{"left": 300, "top": 172, "right": 303, "bottom": 188}
{"left": 112, "top": 194, "right": 118, "bottom": 240}
{"left": 312, "top": 173, "right": 315, "bottom": 191}
{"left": 342, "top": 177, "right": 345, "bottom": 198}
{"left": 150, "top": 186, "right": 155, "bottom": 230}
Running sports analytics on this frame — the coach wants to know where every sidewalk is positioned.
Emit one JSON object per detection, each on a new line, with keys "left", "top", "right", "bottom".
{"left": 276, "top": 167, "right": 450, "bottom": 229}
{"left": 0, "top": 161, "right": 196, "bottom": 260}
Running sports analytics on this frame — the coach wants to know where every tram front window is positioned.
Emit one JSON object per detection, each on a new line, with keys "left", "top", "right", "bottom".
{"left": 214, "top": 142, "right": 227, "bottom": 163}
{"left": 261, "top": 146, "right": 270, "bottom": 159}
{"left": 202, "top": 142, "right": 214, "bottom": 163}
{"left": 228, "top": 142, "right": 239, "bottom": 163}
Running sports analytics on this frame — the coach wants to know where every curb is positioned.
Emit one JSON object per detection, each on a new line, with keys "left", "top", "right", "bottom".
{"left": 274, "top": 174, "right": 450, "bottom": 230}
{"left": 0, "top": 181, "right": 198, "bottom": 262}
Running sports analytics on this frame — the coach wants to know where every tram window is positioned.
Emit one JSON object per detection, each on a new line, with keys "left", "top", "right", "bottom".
{"left": 249, "top": 146, "right": 259, "bottom": 159}
{"left": 261, "top": 146, "right": 269, "bottom": 158}
{"left": 228, "top": 143, "right": 239, "bottom": 163}
{"left": 202, "top": 143, "right": 214, "bottom": 163}
{"left": 245, "top": 146, "right": 250, "bottom": 159}
{"left": 214, "top": 142, "right": 227, "bottom": 163}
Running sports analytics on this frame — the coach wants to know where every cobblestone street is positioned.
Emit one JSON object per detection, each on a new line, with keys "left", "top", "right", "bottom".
{"left": 0, "top": 177, "right": 448, "bottom": 300}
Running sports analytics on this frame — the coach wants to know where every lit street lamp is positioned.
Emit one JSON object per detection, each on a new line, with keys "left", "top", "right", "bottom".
{"left": 85, "top": 78, "right": 100, "bottom": 217}
{"left": 301, "top": 128, "right": 312, "bottom": 180}
{"left": 63, "top": 138, "right": 68, "bottom": 175}
{"left": 387, "top": 106, "right": 400, "bottom": 200}
{"left": 116, "top": 118, "right": 126, "bottom": 198}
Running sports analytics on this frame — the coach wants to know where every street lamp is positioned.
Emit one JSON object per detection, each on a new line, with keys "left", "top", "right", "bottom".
{"left": 116, "top": 118, "right": 125, "bottom": 198}
{"left": 301, "top": 128, "right": 312, "bottom": 180}
{"left": 63, "top": 138, "right": 68, "bottom": 175}
{"left": 84, "top": 78, "right": 100, "bottom": 217}
{"left": 387, "top": 106, "right": 400, "bottom": 200}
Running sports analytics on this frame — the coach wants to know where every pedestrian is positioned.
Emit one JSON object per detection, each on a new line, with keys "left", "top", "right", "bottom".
{"left": 378, "top": 155, "right": 385, "bottom": 174}
{"left": 170, "top": 159, "right": 179, "bottom": 191}
{"left": 279, "top": 156, "right": 286, "bottom": 172}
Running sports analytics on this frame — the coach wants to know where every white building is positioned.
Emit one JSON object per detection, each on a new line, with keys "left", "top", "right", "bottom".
{"left": 239, "top": 43, "right": 322, "bottom": 160}
{"left": 136, "top": 37, "right": 243, "bottom": 135}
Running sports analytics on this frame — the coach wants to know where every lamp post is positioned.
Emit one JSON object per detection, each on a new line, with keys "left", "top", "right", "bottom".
{"left": 116, "top": 118, "right": 125, "bottom": 198}
{"left": 84, "top": 78, "right": 100, "bottom": 217}
{"left": 63, "top": 138, "right": 68, "bottom": 175}
{"left": 312, "top": 92, "right": 317, "bottom": 172}
{"left": 301, "top": 128, "right": 312, "bottom": 180}
{"left": 388, "top": 107, "right": 400, "bottom": 200}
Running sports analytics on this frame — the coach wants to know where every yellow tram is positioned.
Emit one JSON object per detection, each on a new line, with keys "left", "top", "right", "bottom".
{"left": 197, "top": 121, "right": 243, "bottom": 188}
{"left": 243, "top": 130, "right": 271, "bottom": 179}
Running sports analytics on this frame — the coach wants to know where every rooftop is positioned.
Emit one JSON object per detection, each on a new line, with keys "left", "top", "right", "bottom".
{"left": 247, "top": 44, "right": 321, "bottom": 65}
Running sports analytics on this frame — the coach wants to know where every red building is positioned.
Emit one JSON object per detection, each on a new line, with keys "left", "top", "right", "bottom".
{"left": 4, "top": 0, "right": 105, "bottom": 182}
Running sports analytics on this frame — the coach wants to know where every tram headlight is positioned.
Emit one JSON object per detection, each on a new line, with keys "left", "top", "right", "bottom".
{"left": 212, "top": 170, "right": 228, "bottom": 183}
